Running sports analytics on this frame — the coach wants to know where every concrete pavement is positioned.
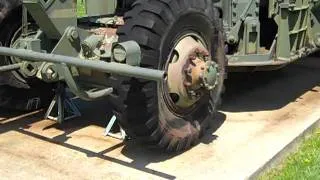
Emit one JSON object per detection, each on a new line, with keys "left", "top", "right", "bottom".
{"left": 1, "top": 56, "right": 320, "bottom": 179}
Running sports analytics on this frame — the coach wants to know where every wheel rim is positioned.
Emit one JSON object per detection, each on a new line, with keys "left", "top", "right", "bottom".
{"left": 6, "top": 23, "right": 39, "bottom": 82}
{"left": 10, "top": 23, "right": 38, "bottom": 64}
{"left": 162, "top": 33, "right": 220, "bottom": 115}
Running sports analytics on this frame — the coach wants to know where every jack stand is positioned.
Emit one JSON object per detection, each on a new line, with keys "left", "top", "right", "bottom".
{"left": 44, "top": 82, "right": 81, "bottom": 123}
{"left": 104, "top": 115, "right": 126, "bottom": 140}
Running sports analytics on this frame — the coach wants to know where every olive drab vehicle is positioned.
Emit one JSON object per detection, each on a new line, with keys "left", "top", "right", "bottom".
{"left": 0, "top": 0, "right": 319, "bottom": 151}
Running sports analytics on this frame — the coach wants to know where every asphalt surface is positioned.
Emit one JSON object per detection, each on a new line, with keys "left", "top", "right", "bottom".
{"left": 1, "top": 56, "right": 320, "bottom": 179}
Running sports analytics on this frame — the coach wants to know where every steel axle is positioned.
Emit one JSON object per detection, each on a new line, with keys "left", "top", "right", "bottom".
{"left": 0, "top": 63, "right": 22, "bottom": 73}
{"left": 0, "top": 47, "right": 165, "bottom": 81}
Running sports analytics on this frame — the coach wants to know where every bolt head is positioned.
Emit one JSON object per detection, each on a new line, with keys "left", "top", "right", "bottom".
{"left": 71, "top": 30, "right": 79, "bottom": 39}
{"left": 42, "top": 64, "right": 58, "bottom": 81}
{"left": 46, "top": 68, "right": 54, "bottom": 75}
{"left": 189, "top": 54, "right": 196, "bottom": 61}
{"left": 183, "top": 81, "right": 192, "bottom": 86}
{"left": 46, "top": 68, "right": 56, "bottom": 79}
{"left": 228, "top": 35, "right": 236, "bottom": 44}
{"left": 189, "top": 90, "right": 196, "bottom": 96}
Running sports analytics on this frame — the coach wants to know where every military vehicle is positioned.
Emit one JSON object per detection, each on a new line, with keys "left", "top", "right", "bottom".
{"left": 0, "top": 0, "right": 319, "bottom": 151}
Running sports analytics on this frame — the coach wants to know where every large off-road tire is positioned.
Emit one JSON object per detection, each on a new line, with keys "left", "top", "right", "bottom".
{"left": 0, "top": 0, "right": 53, "bottom": 111}
{"left": 109, "top": 0, "right": 225, "bottom": 152}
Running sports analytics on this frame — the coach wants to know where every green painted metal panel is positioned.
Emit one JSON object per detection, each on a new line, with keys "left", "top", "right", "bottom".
{"left": 86, "top": 0, "right": 117, "bottom": 16}
{"left": 23, "top": 0, "right": 77, "bottom": 39}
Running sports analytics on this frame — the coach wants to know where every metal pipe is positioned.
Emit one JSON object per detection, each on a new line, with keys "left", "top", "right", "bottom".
{"left": 0, "top": 63, "right": 22, "bottom": 73}
{"left": 0, "top": 47, "right": 165, "bottom": 81}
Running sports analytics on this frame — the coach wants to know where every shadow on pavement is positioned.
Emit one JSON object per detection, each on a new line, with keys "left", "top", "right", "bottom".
{"left": 222, "top": 57, "right": 320, "bottom": 112}
{"left": 0, "top": 96, "right": 227, "bottom": 179}
{"left": 0, "top": 104, "right": 177, "bottom": 179}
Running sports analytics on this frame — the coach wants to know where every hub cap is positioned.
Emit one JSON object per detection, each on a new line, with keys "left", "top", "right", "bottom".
{"left": 167, "top": 36, "right": 219, "bottom": 108}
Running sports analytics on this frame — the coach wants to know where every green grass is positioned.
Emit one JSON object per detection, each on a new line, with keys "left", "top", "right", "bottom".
{"left": 77, "top": 0, "right": 86, "bottom": 17}
{"left": 259, "top": 129, "right": 320, "bottom": 180}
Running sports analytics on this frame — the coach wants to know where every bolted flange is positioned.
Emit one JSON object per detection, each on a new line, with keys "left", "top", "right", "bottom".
{"left": 21, "top": 61, "right": 38, "bottom": 77}
{"left": 183, "top": 50, "right": 219, "bottom": 93}
{"left": 167, "top": 35, "right": 220, "bottom": 108}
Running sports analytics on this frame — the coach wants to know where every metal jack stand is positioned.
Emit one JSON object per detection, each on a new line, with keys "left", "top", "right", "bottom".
{"left": 44, "top": 82, "right": 81, "bottom": 123}
{"left": 104, "top": 115, "right": 126, "bottom": 140}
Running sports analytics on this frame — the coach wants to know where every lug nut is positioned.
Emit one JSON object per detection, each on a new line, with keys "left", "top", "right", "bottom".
{"left": 199, "top": 72, "right": 204, "bottom": 79}
{"left": 184, "top": 67, "right": 193, "bottom": 74}
{"left": 183, "top": 81, "right": 192, "bottom": 86}
{"left": 189, "top": 90, "right": 196, "bottom": 96}
{"left": 189, "top": 54, "right": 196, "bottom": 61}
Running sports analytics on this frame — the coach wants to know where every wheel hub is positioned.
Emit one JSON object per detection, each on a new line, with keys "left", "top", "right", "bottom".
{"left": 167, "top": 36, "right": 219, "bottom": 108}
